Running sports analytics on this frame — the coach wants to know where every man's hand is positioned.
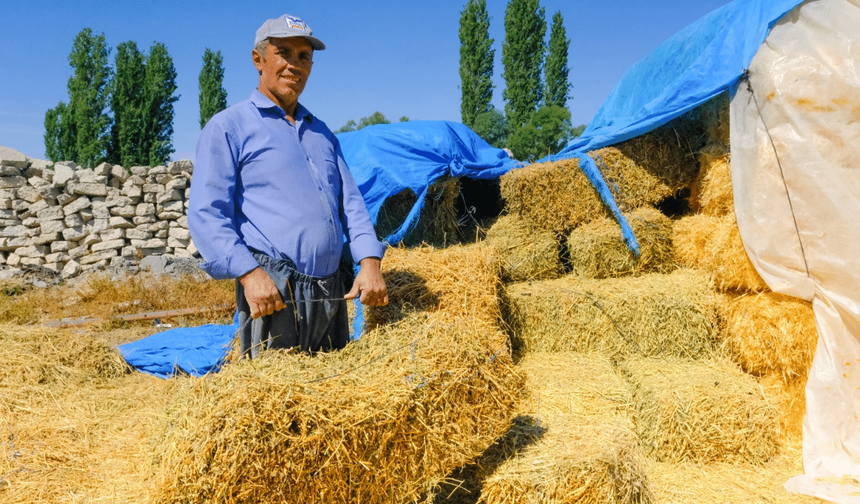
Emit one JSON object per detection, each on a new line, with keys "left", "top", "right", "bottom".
{"left": 345, "top": 257, "right": 388, "bottom": 306}
{"left": 240, "top": 267, "right": 287, "bottom": 319}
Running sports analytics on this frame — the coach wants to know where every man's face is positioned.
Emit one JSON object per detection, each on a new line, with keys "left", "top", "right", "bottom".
{"left": 253, "top": 37, "right": 313, "bottom": 115}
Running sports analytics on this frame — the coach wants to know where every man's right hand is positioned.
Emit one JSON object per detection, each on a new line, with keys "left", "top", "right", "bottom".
{"left": 239, "top": 267, "right": 287, "bottom": 319}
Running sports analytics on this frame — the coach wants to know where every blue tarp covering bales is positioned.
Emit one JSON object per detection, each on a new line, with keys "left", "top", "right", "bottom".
{"left": 549, "top": 0, "right": 803, "bottom": 253}
{"left": 119, "top": 121, "right": 518, "bottom": 377}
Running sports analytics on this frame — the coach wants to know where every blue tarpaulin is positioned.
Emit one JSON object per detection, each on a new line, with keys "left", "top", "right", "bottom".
{"left": 548, "top": 0, "right": 804, "bottom": 253}
{"left": 118, "top": 322, "right": 235, "bottom": 378}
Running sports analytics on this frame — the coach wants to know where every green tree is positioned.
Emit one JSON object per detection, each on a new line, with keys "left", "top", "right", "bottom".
{"left": 199, "top": 48, "right": 228, "bottom": 129}
{"left": 142, "top": 42, "right": 180, "bottom": 166}
{"left": 506, "top": 104, "right": 571, "bottom": 160}
{"left": 358, "top": 111, "right": 390, "bottom": 129}
{"left": 502, "top": 0, "right": 545, "bottom": 135}
{"left": 334, "top": 119, "right": 357, "bottom": 134}
{"left": 459, "top": 0, "right": 494, "bottom": 128}
{"left": 399, "top": 116, "right": 411, "bottom": 123}
{"left": 43, "top": 28, "right": 112, "bottom": 166}
{"left": 544, "top": 11, "right": 570, "bottom": 108}
{"left": 472, "top": 107, "right": 507, "bottom": 148}
{"left": 109, "top": 41, "right": 146, "bottom": 167}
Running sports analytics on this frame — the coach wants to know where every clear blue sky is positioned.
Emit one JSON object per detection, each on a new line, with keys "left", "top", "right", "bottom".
{"left": 1, "top": 0, "right": 729, "bottom": 163}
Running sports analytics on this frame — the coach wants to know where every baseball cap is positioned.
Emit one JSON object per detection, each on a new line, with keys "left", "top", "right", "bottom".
{"left": 255, "top": 14, "right": 326, "bottom": 50}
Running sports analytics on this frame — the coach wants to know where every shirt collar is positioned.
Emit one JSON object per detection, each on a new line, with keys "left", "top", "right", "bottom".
{"left": 250, "top": 89, "right": 313, "bottom": 122}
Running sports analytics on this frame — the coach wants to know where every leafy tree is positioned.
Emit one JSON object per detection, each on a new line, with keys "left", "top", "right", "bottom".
{"left": 199, "top": 48, "right": 228, "bottom": 129}
{"left": 506, "top": 104, "right": 571, "bottom": 160}
{"left": 571, "top": 123, "right": 586, "bottom": 138}
{"left": 502, "top": 0, "right": 545, "bottom": 135}
{"left": 109, "top": 41, "right": 146, "bottom": 167}
{"left": 459, "top": 0, "right": 494, "bottom": 128}
{"left": 44, "top": 28, "right": 112, "bottom": 166}
{"left": 334, "top": 119, "right": 357, "bottom": 134}
{"left": 544, "top": 11, "right": 571, "bottom": 108}
{"left": 142, "top": 42, "right": 180, "bottom": 166}
{"left": 399, "top": 116, "right": 411, "bottom": 123}
{"left": 334, "top": 111, "right": 392, "bottom": 133}
{"left": 472, "top": 107, "right": 507, "bottom": 148}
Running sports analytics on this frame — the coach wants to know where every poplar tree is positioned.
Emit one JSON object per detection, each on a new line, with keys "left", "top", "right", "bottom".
{"left": 142, "top": 42, "right": 180, "bottom": 166}
{"left": 458, "top": 0, "right": 494, "bottom": 129}
{"left": 502, "top": 0, "right": 545, "bottom": 135}
{"left": 109, "top": 41, "right": 146, "bottom": 167}
{"left": 544, "top": 11, "right": 571, "bottom": 108}
{"left": 199, "top": 48, "right": 228, "bottom": 129}
{"left": 44, "top": 28, "right": 112, "bottom": 166}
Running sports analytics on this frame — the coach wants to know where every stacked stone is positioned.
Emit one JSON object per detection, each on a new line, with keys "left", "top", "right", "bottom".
{"left": 0, "top": 147, "right": 198, "bottom": 278}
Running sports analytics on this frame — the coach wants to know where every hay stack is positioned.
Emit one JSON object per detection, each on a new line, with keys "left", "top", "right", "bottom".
{"left": 567, "top": 206, "right": 675, "bottom": 278}
{"left": 478, "top": 352, "right": 653, "bottom": 504}
{"left": 504, "top": 269, "right": 719, "bottom": 359}
{"left": 672, "top": 213, "right": 769, "bottom": 293}
{"left": 485, "top": 214, "right": 562, "bottom": 282}
{"left": 149, "top": 312, "right": 521, "bottom": 504}
{"left": 588, "top": 146, "right": 674, "bottom": 206}
{"left": 499, "top": 158, "right": 607, "bottom": 235}
{"left": 364, "top": 243, "right": 503, "bottom": 329}
{"left": 690, "top": 147, "right": 733, "bottom": 216}
{"left": 622, "top": 357, "right": 779, "bottom": 464}
{"left": 375, "top": 177, "right": 462, "bottom": 246}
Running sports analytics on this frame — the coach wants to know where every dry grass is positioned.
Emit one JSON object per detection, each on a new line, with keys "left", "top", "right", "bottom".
{"left": 588, "top": 147, "right": 674, "bottom": 209}
{"left": 673, "top": 213, "right": 769, "bottom": 293}
{"left": 375, "top": 178, "right": 462, "bottom": 247}
{"left": 484, "top": 214, "right": 562, "bottom": 282}
{"left": 691, "top": 147, "right": 733, "bottom": 216}
{"left": 477, "top": 352, "right": 653, "bottom": 504}
{"left": 567, "top": 206, "right": 675, "bottom": 279}
{"left": 504, "top": 269, "right": 719, "bottom": 360}
{"left": 148, "top": 311, "right": 521, "bottom": 504}
{"left": 622, "top": 357, "right": 780, "bottom": 465}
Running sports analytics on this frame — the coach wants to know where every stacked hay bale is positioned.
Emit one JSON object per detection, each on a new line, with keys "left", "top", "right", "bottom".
{"left": 484, "top": 214, "right": 562, "bottom": 282}
{"left": 374, "top": 177, "right": 462, "bottom": 246}
{"left": 149, "top": 244, "right": 523, "bottom": 504}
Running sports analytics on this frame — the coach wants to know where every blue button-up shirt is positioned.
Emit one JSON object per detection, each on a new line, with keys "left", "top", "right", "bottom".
{"left": 188, "top": 90, "right": 385, "bottom": 280}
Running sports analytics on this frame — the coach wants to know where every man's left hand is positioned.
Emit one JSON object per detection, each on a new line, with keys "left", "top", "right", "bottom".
{"left": 345, "top": 257, "right": 388, "bottom": 306}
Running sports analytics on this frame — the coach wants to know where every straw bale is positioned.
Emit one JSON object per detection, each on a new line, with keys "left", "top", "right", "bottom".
{"left": 567, "top": 206, "right": 675, "bottom": 279}
{"left": 476, "top": 352, "right": 654, "bottom": 504}
{"left": 672, "top": 213, "right": 769, "bottom": 293}
{"left": 622, "top": 357, "right": 779, "bottom": 464}
{"left": 364, "top": 243, "right": 503, "bottom": 329}
{"left": 149, "top": 312, "right": 521, "bottom": 504}
{"left": 717, "top": 292, "right": 817, "bottom": 380}
{"left": 485, "top": 214, "right": 562, "bottom": 282}
{"left": 690, "top": 147, "right": 733, "bottom": 216}
{"left": 699, "top": 91, "right": 731, "bottom": 150}
{"left": 588, "top": 147, "right": 674, "bottom": 207}
{"left": 499, "top": 158, "right": 608, "bottom": 235}
{"left": 504, "top": 269, "right": 719, "bottom": 359}
{"left": 648, "top": 439, "right": 810, "bottom": 504}
{"left": 375, "top": 177, "right": 462, "bottom": 246}
{"left": 759, "top": 374, "right": 807, "bottom": 440}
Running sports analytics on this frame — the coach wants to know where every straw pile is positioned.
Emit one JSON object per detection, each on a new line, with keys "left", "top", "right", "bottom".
{"left": 375, "top": 177, "right": 462, "bottom": 246}
{"left": 672, "top": 213, "right": 769, "bottom": 293}
{"left": 149, "top": 311, "right": 520, "bottom": 504}
{"left": 588, "top": 147, "right": 674, "bottom": 208}
{"left": 504, "top": 269, "right": 719, "bottom": 359}
{"left": 622, "top": 357, "right": 779, "bottom": 464}
{"left": 567, "top": 206, "right": 675, "bottom": 279}
{"left": 485, "top": 214, "right": 562, "bottom": 282}
{"left": 478, "top": 352, "right": 653, "bottom": 504}
{"left": 499, "top": 158, "right": 607, "bottom": 235}
{"left": 690, "top": 147, "right": 733, "bottom": 216}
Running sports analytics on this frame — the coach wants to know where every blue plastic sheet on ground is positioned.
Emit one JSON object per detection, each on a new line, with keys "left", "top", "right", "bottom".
{"left": 546, "top": 0, "right": 804, "bottom": 253}
{"left": 117, "top": 322, "right": 236, "bottom": 378}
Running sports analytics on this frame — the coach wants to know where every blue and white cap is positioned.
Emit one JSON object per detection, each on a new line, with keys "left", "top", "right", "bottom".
{"left": 254, "top": 14, "right": 326, "bottom": 50}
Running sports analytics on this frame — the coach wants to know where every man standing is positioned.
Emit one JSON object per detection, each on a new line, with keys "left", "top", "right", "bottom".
{"left": 189, "top": 14, "right": 387, "bottom": 358}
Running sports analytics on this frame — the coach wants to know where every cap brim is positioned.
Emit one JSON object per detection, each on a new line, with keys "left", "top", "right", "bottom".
{"left": 257, "top": 34, "right": 326, "bottom": 50}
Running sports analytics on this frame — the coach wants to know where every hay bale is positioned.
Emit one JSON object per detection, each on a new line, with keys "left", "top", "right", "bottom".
{"left": 504, "top": 269, "right": 719, "bottom": 359}
{"left": 622, "top": 357, "right": 779, "bottom": 464}
{"left": 485, "top": 214, "right": 563, "bottom": 282}
{"left": 690, "top": 147, "right": 733, "bottom": 216}
{"left": 672, "top": 214, "right": 769, "bottom": 293}
{"left": 499, "top": 158, "right": 608, "bottom": 235}
{"left": 717, "top": 292, "right": 817, "bottom": 380}
{"left": 699, "top": 91, "right": 731, "bottom": 151}
{"left": 567, "top": 206, "right": 675, "bottom": 278}
{"left": 364, "top": 243, "right": 503, "bottom": 329}
{"left": 375, "top": 177, "right": 462, "bottom": 246}
{"left": 477, "top": 352, "right": 653, "bottom": 504}
{"left": 588, "top": 146, "right": 674, "bottom": 206}
{"left": 148, "top": 312, "right": 521, "bottom": 504}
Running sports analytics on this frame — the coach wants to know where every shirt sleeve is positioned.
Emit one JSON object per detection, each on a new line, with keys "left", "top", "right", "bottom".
{"left": 188, "top": 117, "right": 260, "bottom": 280}
{"left": 333, "top": 136, "right": 387, "bottom": 263}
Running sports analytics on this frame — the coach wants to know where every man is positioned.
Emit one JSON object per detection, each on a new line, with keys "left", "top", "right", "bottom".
{"left": 189, "top": 14, "right": 388, "bottom": 358}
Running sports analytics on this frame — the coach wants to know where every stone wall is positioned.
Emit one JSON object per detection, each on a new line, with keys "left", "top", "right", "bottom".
{"left": 0, "top": 146, "right": 198, "bottom": 278}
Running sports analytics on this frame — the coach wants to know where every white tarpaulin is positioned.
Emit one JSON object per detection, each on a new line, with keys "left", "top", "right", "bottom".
{"left": 731, "top": 0, "right": 860, "bottom": 501}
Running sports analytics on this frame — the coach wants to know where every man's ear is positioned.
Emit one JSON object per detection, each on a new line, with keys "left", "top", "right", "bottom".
{"left": 252, "top": 49, "right": 264, "bottom": 74}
